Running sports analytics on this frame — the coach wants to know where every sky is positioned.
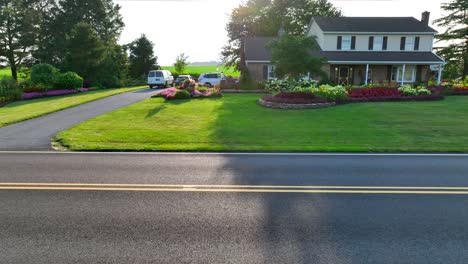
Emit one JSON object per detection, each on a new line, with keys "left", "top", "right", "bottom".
{"left": 116, "top": 0, "right": 447, "bottom": 66}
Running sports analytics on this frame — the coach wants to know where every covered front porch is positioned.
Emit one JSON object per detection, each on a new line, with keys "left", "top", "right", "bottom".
{"left": 328, "top": 63, "right": 443, "bottom": 86}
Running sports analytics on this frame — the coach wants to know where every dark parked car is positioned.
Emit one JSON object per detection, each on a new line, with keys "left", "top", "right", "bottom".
{"left": 175, "top": 75, "right": 193, "bottom": 86}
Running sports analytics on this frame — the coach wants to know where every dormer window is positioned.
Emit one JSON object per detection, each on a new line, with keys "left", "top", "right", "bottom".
{"left": 401, "top": 36, "right": 420, "bottom": 51}
{"left": 337, "top": 36, "right": 356, "bottom": 51}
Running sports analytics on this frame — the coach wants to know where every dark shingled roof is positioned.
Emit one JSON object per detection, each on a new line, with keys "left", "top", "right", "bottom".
{"left": 322, "top": 51, "right": 444, "bottom": 63}
{"left": 312, "top": 17, "right": 438, "bottom": 33}
{"left": 244, "top": 37, "right": 444, "bottom": 63}
{"left": 244, "top": 37, "right": 276, "bottom": 61}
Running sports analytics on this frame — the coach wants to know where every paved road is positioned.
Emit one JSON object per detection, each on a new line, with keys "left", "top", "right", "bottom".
{"left": 0, "top": 89, "right": 154, "bottom": 151}
{"left": 1, "top": 152, "right": 468, "bottom": 263}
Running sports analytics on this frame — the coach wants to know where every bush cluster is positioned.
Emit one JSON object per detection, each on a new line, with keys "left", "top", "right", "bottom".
{"left": 23, "top": 64, "right": 84, "bottom": 92}
{"left": 0, "top": 77, "right": 23, "bottom": 103}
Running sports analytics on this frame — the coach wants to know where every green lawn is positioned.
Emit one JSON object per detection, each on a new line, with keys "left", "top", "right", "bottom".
{"left": 0, "top": 68, "right": 11, "bottom": 78}
{"left": 162, "top": 65, "right": 240, "bottom": 77}
{"left": 56, "top": 94, "right": 468, "bottom": 152}
{"left": 0, "top": 86, "right": 145, "bottom": 128}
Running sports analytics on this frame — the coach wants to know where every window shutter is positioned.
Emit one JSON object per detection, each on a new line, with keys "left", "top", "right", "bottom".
{"left": 263, "top": 65, "right": 268, "bottom": 80}
{"left": 368, "top": 37, "right": 374, "bottom": 50}
{"left": 400, "top": 37, "right": 406, "bottom": 50}
{"left": 383, "top": 37, "right": 388, "bottom": 50}
{"left": 337, "top": 36, "right": 342, "bottom": 50}
{"left": 351, "top": 36, "right": 356, "bottom": 50}
{"left": 414, "top": 37, "right": 420, "bottom": 50}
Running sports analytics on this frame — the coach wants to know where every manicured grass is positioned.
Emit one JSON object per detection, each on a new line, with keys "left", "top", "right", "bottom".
{"left": 0, "top": 68, "right": 11, "bottom": 78}
{"left": 56, "top": 94, "right": 468, "bottom": 152}
{"left": 0, "top": 86, "right": 145, "bottom": 128}
{"left": 162, "top": 65, "right": 240, "bottom": 77}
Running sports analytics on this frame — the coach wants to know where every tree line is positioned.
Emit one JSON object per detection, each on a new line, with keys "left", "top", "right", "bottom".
{"left": 0, "top": 0, "right": 157, "bottom": 87}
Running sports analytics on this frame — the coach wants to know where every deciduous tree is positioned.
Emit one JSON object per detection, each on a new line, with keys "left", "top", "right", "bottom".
{"left": 267, "top": 34, "right": 325, "bottom": 79}
{"left": 435, "top": 0, "right": 468, "bottom": 78}
{"left": 174, "top": 53, "right": 189, "bottom": 75}
{"left": 0, "top": 0, "right": 41, "bottom": 80}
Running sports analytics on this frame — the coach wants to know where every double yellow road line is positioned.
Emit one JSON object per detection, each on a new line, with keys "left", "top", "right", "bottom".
{"left": 1, "top": 183, "right": 468, "bottom": 194}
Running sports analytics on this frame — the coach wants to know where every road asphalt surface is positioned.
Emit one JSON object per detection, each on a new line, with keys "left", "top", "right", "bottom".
{"left": 0, "top": 88, "right": 154, "bottom": 151}
{"left": 1, "top": 152, "right": 468, "bottom": 263}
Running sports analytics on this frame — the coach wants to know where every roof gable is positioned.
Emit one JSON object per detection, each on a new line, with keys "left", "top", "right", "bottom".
{"left": 312, "top": 17, "right": 438, "bottom": 34}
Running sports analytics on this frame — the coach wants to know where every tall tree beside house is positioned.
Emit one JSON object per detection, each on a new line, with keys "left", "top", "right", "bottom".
{"left": 267, "top": 34, "right": 325, "bottom": 79}
{"left": 128, "top": 34, "right": 158, "bottom": 79}
{"left": 0, "top": 0, "right": 41, "bottom": 80}
{"left": 221, "top": 0, "right": 341, "bottom": 74}
{"left": 434, "top": 0, "right": 468, "bottom": 78}
{"left": 174, "top": 53, "right": 189, "bottom": 75}
{"left": 63, "top": 23, "right": 106, "bottom": 84}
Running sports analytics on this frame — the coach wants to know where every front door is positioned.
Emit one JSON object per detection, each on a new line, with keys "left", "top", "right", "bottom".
{"left": 338, "top": 66, "right": 350, "bottom": 85}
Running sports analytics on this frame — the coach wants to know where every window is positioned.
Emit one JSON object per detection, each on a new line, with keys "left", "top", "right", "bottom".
{"left": 268, "top": 65, "right": 276, "bottom": 80}
{"left": 373, "top": 36, "right": 384, "bottom": 51}
{"left": 405, "top": 36, "right": 414, "bottom": 51}
{"left": 393, "top": 65, "right": 416, "bottom": 83}
{"left": 341, "top": 36, "right": 352, "bottom": 50}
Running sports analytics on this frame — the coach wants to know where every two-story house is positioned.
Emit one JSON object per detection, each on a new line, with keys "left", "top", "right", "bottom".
{"left": 244, "top": 12, "right": 445, "bottom": 85}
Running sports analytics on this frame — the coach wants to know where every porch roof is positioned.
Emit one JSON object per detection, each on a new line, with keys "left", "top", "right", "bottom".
{"left": 323, "top": 51, "right": 445, "bottom": 65}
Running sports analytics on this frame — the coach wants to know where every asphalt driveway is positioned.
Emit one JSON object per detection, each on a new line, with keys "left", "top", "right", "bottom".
{"left": 0, "top": 88, "right": 154, "bottom": 150}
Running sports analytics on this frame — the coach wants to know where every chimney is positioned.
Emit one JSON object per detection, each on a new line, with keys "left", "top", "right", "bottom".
{"left": 421, "top": 11, "right": 430, "bottom": 26}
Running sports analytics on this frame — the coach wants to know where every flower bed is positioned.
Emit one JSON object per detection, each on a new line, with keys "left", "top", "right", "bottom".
{"left": 347, "top": 86, "right": 443, "bottom": 102}
{"left": 22, "top": 88, "right": 89, "bottom": 100}
{"left": 261, "top": 92, "right": 328, "bottom": 104}
{"left": 453, "top": 86, "right": 468, "bottom": 95}
{"left": 154, "top": 79, "right": 222, "bottom": 100}
{"left": 259, "top": 92, "right": 335, "bottom": 109}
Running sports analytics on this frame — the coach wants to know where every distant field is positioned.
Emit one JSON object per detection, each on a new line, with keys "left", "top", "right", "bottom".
{"left": 162, "top": 65, "right": 240, "bottom": 77}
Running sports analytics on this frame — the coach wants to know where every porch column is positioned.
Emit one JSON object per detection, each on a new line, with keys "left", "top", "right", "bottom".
{"left": 365, "top": 64, "right": 369, "bottom": 85}
{"left": 401, "top": 64, "right": 406, "bottom": 86}
{"left": 437, "top": 65, "right": 443, "bottom": 85}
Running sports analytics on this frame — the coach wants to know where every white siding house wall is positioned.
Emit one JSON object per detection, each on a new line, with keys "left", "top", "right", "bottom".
{"left": 307, "top": 21, "right": 325, "bottom": 49}
{"left": 319, "top": 34, "right": 434, "bottom": 52}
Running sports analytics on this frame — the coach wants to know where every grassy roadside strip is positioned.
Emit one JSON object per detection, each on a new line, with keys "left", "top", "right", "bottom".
{"left": 0, "top": 86, "right": 146, "bottom": 128}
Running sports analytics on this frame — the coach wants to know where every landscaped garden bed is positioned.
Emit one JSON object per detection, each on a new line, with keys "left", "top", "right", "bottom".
{"left": 153, "top": 79, "right": 222, "bottom": 100}
{"left": 259, "top": 92, "right": 334, "bottom": 109}
{"left": 258, "top": 80, "right": 444, "bottom": 109}
{"left": 22, "top": 88, "right": 89, "bottom": 100}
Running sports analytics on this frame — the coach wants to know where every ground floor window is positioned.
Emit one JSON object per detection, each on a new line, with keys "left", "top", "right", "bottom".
{"left": 392, "top": 65, "right": 416, "bottom": 83}
{"left": 268, "top": 65, "right": 276, "bottom": 80}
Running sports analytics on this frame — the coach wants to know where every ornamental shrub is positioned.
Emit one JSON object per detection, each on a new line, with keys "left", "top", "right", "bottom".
{"left": 30, "top": 64, "right": 59, "bottom": 90}
{"left": 55, "top": 72, "right": 84, "bottom": 90}
{"left": 174, "top": 89, "right": 191, "bottom": 100}
{"left": 0, "top": 77, "right": 22, "bottom": 102}
{"left": 19, "top": 79, "right": 45, "bottom": 93}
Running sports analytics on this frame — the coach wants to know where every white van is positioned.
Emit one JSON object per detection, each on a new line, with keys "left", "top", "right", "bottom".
{"left": 148, "top": 70, "right": 174, "bottom": 88}
{"left": 198, "top": 72, "right": 225, "bottom": 87}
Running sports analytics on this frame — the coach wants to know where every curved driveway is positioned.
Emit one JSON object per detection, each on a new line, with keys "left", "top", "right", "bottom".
{"left": 0, "top": 89, "right": 154, "bottom": 150}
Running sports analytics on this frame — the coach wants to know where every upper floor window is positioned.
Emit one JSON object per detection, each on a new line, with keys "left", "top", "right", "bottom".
{"left": 342, "top": 36, "right": 352, "bottom": 50}
{"left": 369, "top": 36, "right": 387, "bottom": 51}
{"left": 337, "top": 36, "right": 356, "bottom": 51}
{"left": 401, "top": 36, "right": 420, "bottom": 51}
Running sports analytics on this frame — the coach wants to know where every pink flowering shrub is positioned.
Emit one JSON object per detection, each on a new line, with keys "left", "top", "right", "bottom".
{"left": 154, "top": 86, "right": 222, "bottom": 100}
{"left": 22, "top": 88, "right": 89, "bottom": 100}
